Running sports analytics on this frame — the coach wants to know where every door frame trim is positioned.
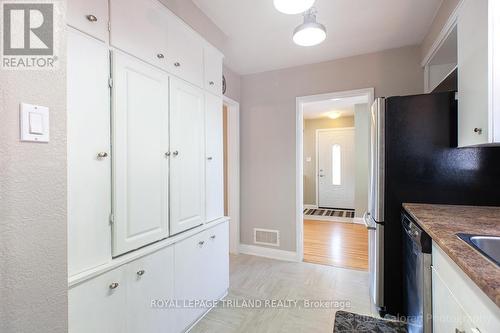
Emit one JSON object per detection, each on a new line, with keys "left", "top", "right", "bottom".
{"left": 223, "top": 95, "right": 240, "bottom": 254}
{"left": 315, "top": 127, "right": 356, "bottom": 209}
{"left": 295, "top": 88, "right": 374, "bottom": 262}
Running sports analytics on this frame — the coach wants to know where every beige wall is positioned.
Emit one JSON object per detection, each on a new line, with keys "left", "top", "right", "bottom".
{"left": 0, "top": 3, "right": 68, "bottom": 333}
{"left": 354, "top": 104, "right": 370, "bottom": 218}
{"left": 420, "top": 0, "right": 461, "bottom": 62}
{"left": 240, "top": 45, "right": 423, "bottom": 251}
{"left": 303, "top": 117, "right": 355, "bottom": 206}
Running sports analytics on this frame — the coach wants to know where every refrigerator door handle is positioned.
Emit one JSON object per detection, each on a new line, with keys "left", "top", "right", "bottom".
{"left": 363, "top": 211, "right": 376, "bottom": 230}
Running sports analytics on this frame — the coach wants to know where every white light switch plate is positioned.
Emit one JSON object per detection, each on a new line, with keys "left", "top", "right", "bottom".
{"left": 20, "top": 103, "right": 49, "bottom": 142}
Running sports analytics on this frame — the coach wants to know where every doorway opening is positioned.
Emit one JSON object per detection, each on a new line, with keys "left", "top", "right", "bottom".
{"left": 296, "top": 89, "right": 374, "bottom": 270}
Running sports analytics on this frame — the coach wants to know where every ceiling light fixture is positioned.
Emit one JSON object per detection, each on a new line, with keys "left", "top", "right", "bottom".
{"left": 274, "top": 0, "right": 315, "bottom": 15}
{"left": 293, "top": 8, "right": 327, "bottom": 47}
{"left": 327, "top": 111, "right": 342, "bottom": 120}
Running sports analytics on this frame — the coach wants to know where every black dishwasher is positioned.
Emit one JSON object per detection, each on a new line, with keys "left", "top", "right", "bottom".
{"left": 402, "top": 212, "right": 432, "bottom": 333}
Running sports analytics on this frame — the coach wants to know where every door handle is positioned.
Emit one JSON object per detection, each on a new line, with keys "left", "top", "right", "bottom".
{"left": 363, "top": 212, "right": 375, "bottom": 230}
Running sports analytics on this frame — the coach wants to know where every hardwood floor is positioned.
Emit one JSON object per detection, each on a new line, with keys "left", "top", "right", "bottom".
{"left": 303, "top": 219, "right": 368, "bottom": 270}
{"left": 192, "top": 254, "right": 373, "bottom": 333}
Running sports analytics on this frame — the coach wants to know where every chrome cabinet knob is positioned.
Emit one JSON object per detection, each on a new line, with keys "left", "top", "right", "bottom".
{"left": 198, "top": 241, "right": 205, "bottom": 246}
{"left": 209, "top": 81, "right": 215, "bottom": 86}
{"left": 474, "top": 127, "right": 483, "bottom": 134}
{"left": 136, "top": 270, "right": 145, "bottom": 276}
{"left": 157, "top": 53, "right": 164, "bottom": 59}
{"left": 86, "top": 14, "right": 97, "bottom": 22}
{"left": 207, "top": 156, "right": 213, "bottom": 161}
{"left": 172, "top": 151, "right": 179, "bottom": 156}
{"left": 109, "top": 282, "right": 119, "bottom": 290}
{"left": 97, "top": 152, "right": 108, "bottom": 158}
{"left": 174, "top": 62, "right": 181, "bottom": 67}
{"left": 210, "top": 235, "right": 216, "bottom": 240}
{"left": 165, "top": 152, "right": 171, "bottom": 157}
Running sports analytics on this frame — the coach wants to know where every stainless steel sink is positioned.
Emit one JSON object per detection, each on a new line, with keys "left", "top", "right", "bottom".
{"left": 457, "top": 233, "right": 500, "bottom": 266}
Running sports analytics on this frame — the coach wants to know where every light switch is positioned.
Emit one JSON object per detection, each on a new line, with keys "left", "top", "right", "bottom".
{"left": 20, "top": 103, "right": 49, "bottom": 142}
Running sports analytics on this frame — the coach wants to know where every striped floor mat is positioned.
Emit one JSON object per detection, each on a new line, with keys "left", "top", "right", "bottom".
{"left": 303, "top": 208, "right": 355, "bottom": 219}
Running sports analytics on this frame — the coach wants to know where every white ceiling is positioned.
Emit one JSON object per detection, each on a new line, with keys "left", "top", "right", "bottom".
{"left": 192, "top": 0, "right": 443, "bottom": 75}
{"left": 303, "top": 95, "right": 368, "bottom": 119}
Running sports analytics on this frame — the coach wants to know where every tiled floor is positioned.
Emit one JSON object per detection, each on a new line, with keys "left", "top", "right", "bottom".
{"left": 191, "top": 254, "right": 374, "bottom": 333}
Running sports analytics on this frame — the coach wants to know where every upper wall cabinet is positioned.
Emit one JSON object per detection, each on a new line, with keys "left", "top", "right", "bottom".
{"left": 458, "top": 0, "right": 500, "bottom": 147}
{"left": 204, "top": 46, "right": 224, "bottom": 95}
{"left": 167, "top": 18, "right": 204, "bottom": 88}
{"left": 110, "top": 0, "right": 170, "bottom": 71}
{"left": 67, "top": 0, "right": 109, "bottom": 42}
{"left": 112, "top": 51, "right": 170, "bottom": 256}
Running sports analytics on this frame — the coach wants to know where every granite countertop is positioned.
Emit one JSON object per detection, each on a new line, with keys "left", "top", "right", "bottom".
{"left": 403, "top": 203, "right": 500, "bottom": 307}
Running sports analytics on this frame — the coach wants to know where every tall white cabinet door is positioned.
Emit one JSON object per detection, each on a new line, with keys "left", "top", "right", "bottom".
{"left": 126, "top": 247, "right": 175, "bottom": 333}
{"left": 169, "top": 78, "right": 205, "bottom": 235}
{"left": 109, "top": 0, "right": 170, "bottom": 70}
{"left": 69, "top": 267, "right": 126, "bottom": 333}
{"left": 112, "top": 52, "right": 170, "bottom": 256}
{"left": 67, "top": 0, "right": 109, "bottom": 42}
{"left": 457, "top": 0, "right": 489, "bottom": 147}
{"left": 205, "top": 93, "right": 224, "bottom": 222}
{"left": 67, "top": 28, "right": 111, "bottom": 276}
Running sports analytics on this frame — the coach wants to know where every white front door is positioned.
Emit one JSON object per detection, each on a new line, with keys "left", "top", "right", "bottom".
{"left": 317, "top": 128, "right": 355, "bottom": 209}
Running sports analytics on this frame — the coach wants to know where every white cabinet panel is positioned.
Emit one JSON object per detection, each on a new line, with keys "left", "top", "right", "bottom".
{"left": 169, "top": 78, "right": 205, "bottom": 235}
{"left": 112, "top": 52, "right": 170, "bottom": 256}
{"left": 173, "top": 231, "right": 208, "bottom": 331}
{"left": 69, "top": 267, "right": 126, "bottom": 333}
{"left": 205, "top": 93, "right": 224, "bottom": 222}
{"left": 67, "top": 28, "right": 111, "bottom": 276}
{"left": 167, "top": 18, "right": 204, "bottom": 87}
{"left": 126, "top": 247, "right": 175, "bottom": 333}
{"left": 110, "top": 0, "right": 170, "bottom": 71}
{"left": 457, "top": 0, "right": 500, "bottom": 147}
{"left": 204, "top": 46, "right": 223, "bottom": 95}
{"left": 204, "top": 222, "right": 229, "bottom": 301}
{"left": 67, "top": 0, "right": 108, "bottom": 42}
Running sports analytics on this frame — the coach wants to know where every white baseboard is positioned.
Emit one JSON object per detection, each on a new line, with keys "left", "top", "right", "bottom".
{"left": 239, "top": 244, "right": 298, "bottom": 262}
{"left": 303, "top": 204, "right": 318, "bottom": 210}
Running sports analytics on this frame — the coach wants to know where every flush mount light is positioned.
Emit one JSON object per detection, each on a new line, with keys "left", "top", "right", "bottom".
{"left": 327, "top": 111, "right": 342, "bottom": 120}
{"left": 274, "top": 0, "right": 315, "bottom": 15}
{"left": 293, "top": 8, "right": 327, "bottom": 46}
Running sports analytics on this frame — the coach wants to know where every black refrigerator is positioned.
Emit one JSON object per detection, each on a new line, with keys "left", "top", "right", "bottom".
{"left": 364, "top": 91, "right": 500, "bottom": 316}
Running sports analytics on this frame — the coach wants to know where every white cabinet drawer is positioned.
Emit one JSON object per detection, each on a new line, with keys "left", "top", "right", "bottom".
{"left": 204, "top": 46, "right": 223, "bottom": 95}
{"left": 67, "top": 0, "right": 109, "bottom": 42}
{"left": 69, "top": 267, "right": 126, "bottom": 333}
{"left": 110, "top": 0, "right": 170, "bottom": 71}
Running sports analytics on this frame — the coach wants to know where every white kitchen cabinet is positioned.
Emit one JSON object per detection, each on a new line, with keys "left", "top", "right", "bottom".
{"left": 458, "top": 0, "right": 500, "bottom": 147}
{"left": 67, "top": 28, "right": 111, "bottom": 276}
{"left": 203, "top": 222, "right": 230, "bottom": 301}
{"left": 67, "top": 0, "right": 109, "bottom": 42}
{"left": 174, "top": 221, "right": 229, "bottom": 331}
{"left": 69, "top": 266, "right": 127, "bottom": 333}
{"left": 169, "top": 78, "right": 205, "bottom": 235}
{"left": 167, "top": 18, "right": 204, "bottom": 88}
{"left": 205, "top": 93, "right": 224, "bottom": 223}
{"left": 432, "top": 242, "right": 500, "bottom": 333}
{"left": 112, "top": 51, "right": 170, "bottom": 256}
{"left": 126, "top": 247, "right": 175, "bottom": 333}
{"left": 110, "top": 0, "right": 170, "bottom": 71}
{"left": 204, "top": 46, "right": 224, "bottom": 95}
